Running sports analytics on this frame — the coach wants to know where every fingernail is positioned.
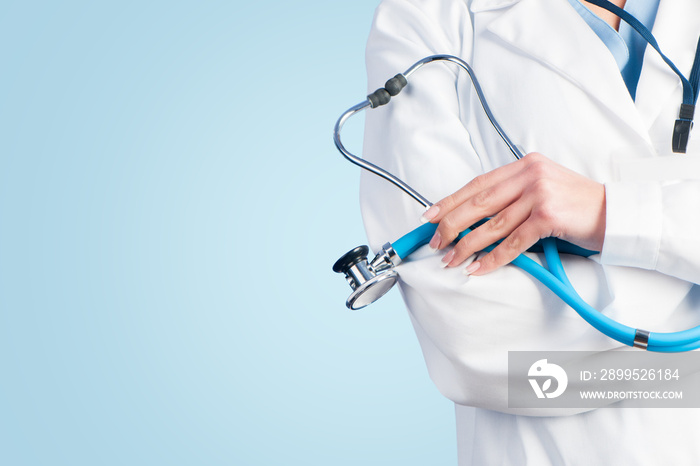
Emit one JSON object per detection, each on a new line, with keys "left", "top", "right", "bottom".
{"left": 420, "top": 205, "right": 440, "bottom": 223}
{"left": 463, "top": 261, "right": 481, "bottom": 276}
{"left": 441, "top": 249, "right": 455, "bottom": 266}
{"left": 428, "top": 232, "right": 441, "bottom": 252}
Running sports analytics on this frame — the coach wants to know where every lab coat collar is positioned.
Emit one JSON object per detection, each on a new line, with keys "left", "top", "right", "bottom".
{"left": 635, "top": 0, "right": 700, "bottom": 131}
{"left": 483, "top": 0, "right": 651, "bottom": 144}
{"left": 479, "top": 0, "right": 700, "bottom": 145}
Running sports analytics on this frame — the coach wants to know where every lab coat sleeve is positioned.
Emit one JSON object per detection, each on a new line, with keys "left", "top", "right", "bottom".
{"left": 602, "top": 179, "right": 700, "bottom": 285}
{"left": 361, "top": 0, "right": 482, "bottom": 247}
{"left": 361, "top": 0, "right": 615, "bottom": 416}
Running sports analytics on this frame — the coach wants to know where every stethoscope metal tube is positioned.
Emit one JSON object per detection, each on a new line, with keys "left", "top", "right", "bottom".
{"left": 332, "top": 55, "right": 527, "bottom": 310}
{"left": 332, "top": 54, "right": 526, "bottom": 309}
{"left": 333, "top": 55, "right": 526, "bottom": 210}
{"left": 332, "top": 54, "right": 700, "bottom": 352}
{"left": 403, "top": 55, "right": 524, "bottom": 161}
{"left": 333, "top": 99, "right": 433, "bottom": 208}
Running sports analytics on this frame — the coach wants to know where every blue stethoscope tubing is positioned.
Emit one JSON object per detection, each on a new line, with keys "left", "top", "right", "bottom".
{"left": 335, "top": 7, "right": 700, "bottom": 350}
{"left": 392, "top": 223, "right": 700, "bottom": 352}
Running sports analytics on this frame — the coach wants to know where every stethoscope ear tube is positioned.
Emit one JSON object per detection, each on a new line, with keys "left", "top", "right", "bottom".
{"left": 333, "top": 55, "right": 528, "bottom": 210}
{"left": 333, "top": 99, "right": 432, "bottom": 208}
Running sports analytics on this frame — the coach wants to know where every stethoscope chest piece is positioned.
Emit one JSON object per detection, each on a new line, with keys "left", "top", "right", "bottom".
{"left": 347, "top": 270, "right": 398, "bottom": 310}
{"left": 333, "top": 244, "right": 400, "bottom": 310}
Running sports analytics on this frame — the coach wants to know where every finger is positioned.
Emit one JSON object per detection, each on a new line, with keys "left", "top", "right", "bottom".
{"left": 444, "top": 200, "right": 532, "bottom": 267}
{"left": 421, "top": 152, "right": 544, "bottom": 223}
{"left": 432, "top": 169, "right": 532, "bottom": 249}
{"left": 466, "top": 216, "right": 543, "bottom": 276}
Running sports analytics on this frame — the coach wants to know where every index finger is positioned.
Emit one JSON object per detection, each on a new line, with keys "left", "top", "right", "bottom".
{"left": 420, "top": 152, "right": 542, "bottom": 223}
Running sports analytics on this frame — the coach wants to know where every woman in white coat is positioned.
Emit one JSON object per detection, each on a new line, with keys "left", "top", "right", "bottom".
{"left": 360, "top": 0, "right": 700, "bottom": 464}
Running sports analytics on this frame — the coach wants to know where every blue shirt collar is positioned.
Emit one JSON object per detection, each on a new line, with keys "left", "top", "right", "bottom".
{"left": 566, "top": 0, "right": 661, "bottom": 100}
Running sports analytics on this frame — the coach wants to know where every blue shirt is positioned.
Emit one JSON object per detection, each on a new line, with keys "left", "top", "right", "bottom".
{"left": 567, "top": 0, "right": 661, "bottom": 100}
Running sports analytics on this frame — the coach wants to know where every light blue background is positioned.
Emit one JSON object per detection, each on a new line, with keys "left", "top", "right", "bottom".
{"left": 0, "top": 1, "right": 456, "bottom": 465}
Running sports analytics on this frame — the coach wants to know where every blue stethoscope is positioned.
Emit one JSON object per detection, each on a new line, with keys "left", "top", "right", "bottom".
{"left": 332, "top": 0, "right": 700, "bottom": 352}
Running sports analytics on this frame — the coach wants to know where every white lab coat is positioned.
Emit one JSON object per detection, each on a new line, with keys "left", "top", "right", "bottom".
{"left": 360, "top": 0, "right": 700, "bottom": 464}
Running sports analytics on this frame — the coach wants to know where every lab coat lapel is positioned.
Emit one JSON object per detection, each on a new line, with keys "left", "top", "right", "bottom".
{"left": 635, "top": 0, "right": 700, "bottom": 131}
{"left": 481, "top": 0, "right": 650, "bottom": 143}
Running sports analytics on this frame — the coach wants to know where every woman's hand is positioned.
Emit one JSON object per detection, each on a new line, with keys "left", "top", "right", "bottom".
{"left": 421, "top": 152, "right": 606, "bottom": 276}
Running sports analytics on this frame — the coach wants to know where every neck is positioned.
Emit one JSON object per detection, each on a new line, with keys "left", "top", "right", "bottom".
{"left": 582, "top": 0, "right": 628, "bottom": 31}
